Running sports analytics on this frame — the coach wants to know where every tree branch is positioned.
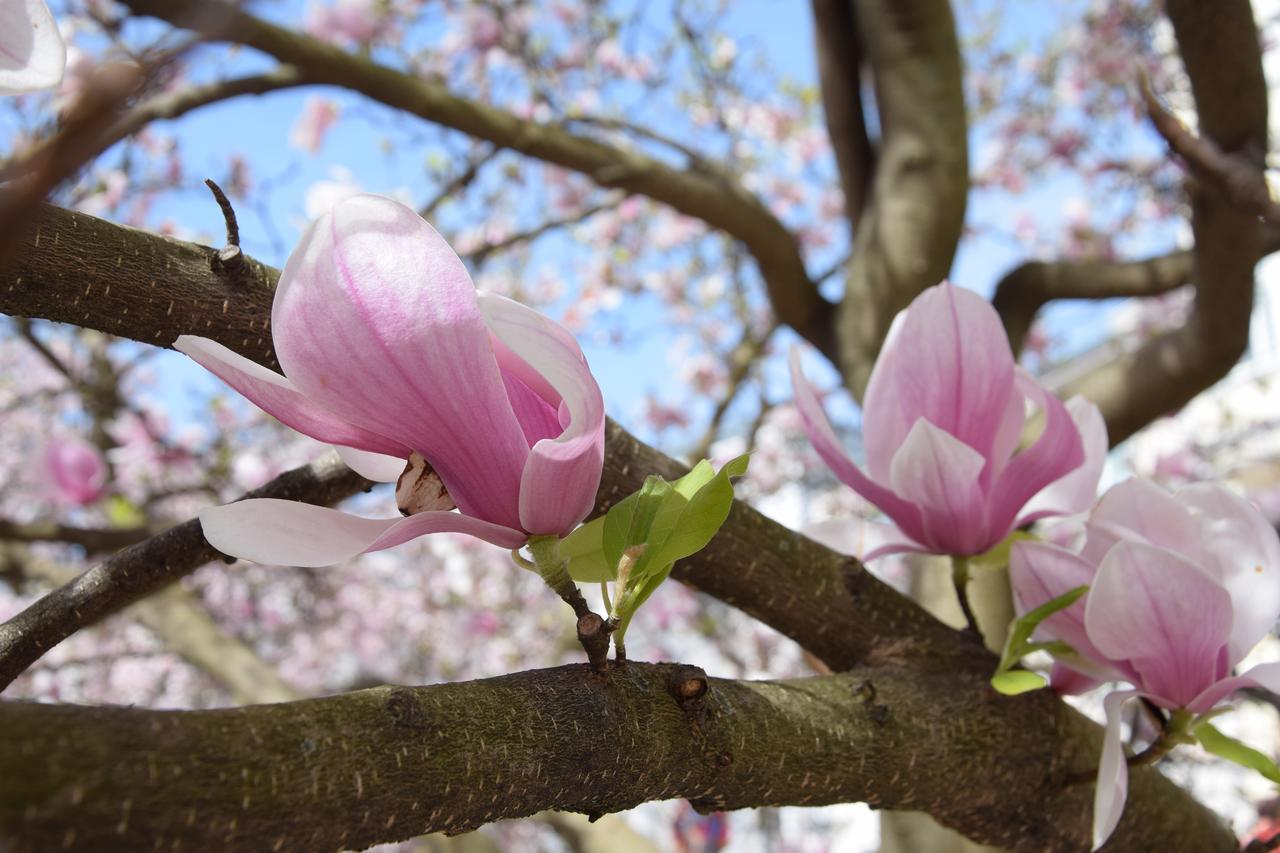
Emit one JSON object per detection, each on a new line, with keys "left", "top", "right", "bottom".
{"left": 0, "top": 663, "right": 1234, "bottom": 852}
{"left": 5, "top": 550, "right": 299, "bottom": 705}
{"left": 833, "top": 0, "right": 969, "bottom": 398}
{"left": 992, "top": 250, "right": 1193, "bottom": 355}
{"left": 120, "top": 0, "right": 837, "bottom": 361}
{"left": 1056, "top": 0, "right": 1270, "bottom": 444}
{"left": 812, "top": 0, "right": 875, "bottom": 228}
{"left": 0, "top": 203, "right": 1237, "bottom": 849}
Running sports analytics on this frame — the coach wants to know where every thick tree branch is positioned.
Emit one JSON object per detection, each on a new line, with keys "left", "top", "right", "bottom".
{"left": 1057, "top": 0, "right": 1269, "bottom": 444}
{"left": 120, "top": 0, "right": 837, "bottom": 361}
{"left": 0, "top": 663, "right": 1234, "bottom": 852}
{"left": 833, "top": 0, "right": 969, "bottom": 398}
{"left": 992, "top": 251, "right": 1193, "bottom": 355}
{"left": 0, "top": 452, "right": 370, "bottom": 690}
{"left": 812, "top": 0, "right": 875, "bottom": 228}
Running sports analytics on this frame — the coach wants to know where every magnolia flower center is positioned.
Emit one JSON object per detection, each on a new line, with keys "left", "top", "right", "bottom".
{"left": 396, "top": 452, "right": 455, "bottom": 516}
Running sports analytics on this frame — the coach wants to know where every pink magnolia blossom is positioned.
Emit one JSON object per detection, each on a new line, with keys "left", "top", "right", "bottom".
{"left": 1010, "top": 478, "right": 1280, "bottom": 849}
{"left": 789, "top": 282, "right": 1106, "bottom": 559}
{"left": 290, "top": 96, "right": 340, "bottom": 154}
{"left": 0, "top": 0, "right": 64, "bottom": 95}
{"left": 176, "top": 194, "right": 605, "bottom": 567}
{"left": 43, "top": 436, "right": 107, "bottom": 506}
{"left": 305, "top": 0, "right": 391, "bottom": 47}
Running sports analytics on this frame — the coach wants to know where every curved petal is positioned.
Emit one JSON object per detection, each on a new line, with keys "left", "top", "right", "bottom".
{"left": 0, "top": 0, "right": 65, "bottom": 95}
{"left": 1086, "top": 541, "right": 1232, "bottom": 707}
{"left": 1019, "top": 396, "right": 1107, "bottom": 522}
{"left": 789, "top": 347, "right": 928, "bottom": 546}
{"left": 200, "top": 499, "right": 526, "bottom": 567}
{"left": 888, "top": 419, "right": 990, "bottom": 554}
{"left": 1080, "top": 478, "right": 1202, "bottom": 567}
{"left": 1010, "top": 541, "right": 1111, "bottom": 666}
{"left": 988, "top": 370, "right": 1084, "bottom": 534}
{"left": 1187, "top": 662, "right": 1280, "bottom": 714}
{"left": 861, "top": 282, "right": 1016, "bottom": 481}
{"left": 1094, "top": 689, "right": 1142, "bottom": 851}
{"left": 271, "top": 194, "right": 530, "bottom": 529}
{"left": 334, "top": 445, "right": 406, "bottom": 482}
{"left": 479, "top": 293, "right": 605, "bottom": 537}
{"left": 1177, "top": 483, "right": 1280, "bottom": 663}
{"left": 176, "top": 336, "right": 410, "bottom": 459}
{"left": 1047, "top": 661, "right": 1103, "bottom": 696}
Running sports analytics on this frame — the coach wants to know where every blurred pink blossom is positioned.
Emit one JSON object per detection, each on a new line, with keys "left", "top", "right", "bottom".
{"left": 43, "top": 436, "right": 107, "bottom": 505}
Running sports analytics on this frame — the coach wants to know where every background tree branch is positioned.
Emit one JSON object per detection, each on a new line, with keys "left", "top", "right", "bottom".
{"left": 119, "top": 0, "right": 838, "bottom": 362}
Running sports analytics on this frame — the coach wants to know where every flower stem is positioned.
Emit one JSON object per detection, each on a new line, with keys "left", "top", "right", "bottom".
{"left": 951, "top": 555, "right": 983, "bottom": 640}
{"left": 526, "top": 535, "right": 612, "bottom": 672}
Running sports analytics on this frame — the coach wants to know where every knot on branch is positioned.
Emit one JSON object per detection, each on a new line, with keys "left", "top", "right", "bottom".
{"left": 853, "top": 678, "right": 890, "bottom": 726}
{"left": 666, "top": 664, "right": 709, "bottom": 707}
{"left": 384, "top": 687, "right": 428, "bottom": 730}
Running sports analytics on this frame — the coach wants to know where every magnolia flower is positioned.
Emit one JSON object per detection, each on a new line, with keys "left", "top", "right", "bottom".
{"left": 43, "top": 436, "right": 107, "bottom": 506}
{"left": 1011, "top": 479, "right": 1280, "bottom": 849}
{"left": 789, "top": 282, "right": 1106, "bottom": 559}
{"left": 178, "top": 194, "right": 605, "bottom": 566}
{"left": 0, "top": 0, "right": 65, "bottom": 95}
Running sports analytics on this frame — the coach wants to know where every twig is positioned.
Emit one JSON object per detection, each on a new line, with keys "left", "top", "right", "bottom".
{"left": 204, "top": 178, "right": 247, "bottom": 274}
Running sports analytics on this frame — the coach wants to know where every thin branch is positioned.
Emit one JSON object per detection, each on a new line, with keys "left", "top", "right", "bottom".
{"left": 689, "top": 322, "right": 779, "bottom": 462}
{"left": 418, "top": 144, "right": 499, "bottom": 219}
{"left": 0, "top": 519, "right": 151, "bottom": 554}
{"left": 467, "top": 201, "right": 615, "bottom": 266}
{"left": 120, "top": 0, "right": 836, "bottom": 361}
{"left": 0, "top": 452, "right": 370, "bottom": 690}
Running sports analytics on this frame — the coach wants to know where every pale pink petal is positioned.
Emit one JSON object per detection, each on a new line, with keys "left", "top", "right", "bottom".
{"left": 1176, "top": 483, "right": 1280, "bottom": 662}
{"left": 176, "top": 335, "right": 409, "bottom": 459}
{"left": 1080, "top": 478, "right": 1201, "bottom": 567}
{"left": 988, "top": 371, "right": 1084, "bottom": 534}
{"left": 1094, "top": 689, "right": 1142, "bottom": 850}
{"left": 200, "top": 499, "right": 526, "bottom": 567}
{"left": 44, "top": 437, "right": 107, "bottom": 505}
{"left": 1019, "top": 396, "right": 1107, "bottom": 521}
{"left": 984, "top": 390, "right": 1028, "bottom": 487}
{"left": 1086, "top": 541, "right": 1232, "bottom": 707}
{"left": 803, "top": 517, "right": 922, "bottom": 561}
{"left": 334, "top": 446, "right": 406, "bottom": 482}
{"left": 270, "top": 195, "right": 531, "bottom": 529}
{"left": 789, "top": 347, "right": 928, "bottom": 546}
{"left": 861, "top": 282, "right": 1016, "bottom": 481}
{"left": 1187, "top": 662, "right": 1280, "bottom": 714}
{"left": 1010, "top": 541, "right": 1110, "bottom": 665}
{"left": 500, "top": 368, "right": 563, "bottom": 447}
{"left": 0, "top": 0, "right": 65, "bottom": 95}
{"left": 1047, "top": 661, "right": 1102, "bottom": 696}
{"left": 888, "top": 419, "right": 990, "bottom": 554}
{"left": 478, "top": 293, "right": 605, "bottom": 536}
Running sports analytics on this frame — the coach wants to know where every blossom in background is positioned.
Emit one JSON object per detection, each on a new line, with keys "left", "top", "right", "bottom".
{"left": 789, "top": 281, "right": 1106, "bottom": 559}
{"left": 178, "top": 194, "right": 605, "bottom": 566}
{"left": 0, "top": 0, "right": 65, "bottom": 95}
{"left": 305, "top": 0, "right": 393, "bottom": 47}
{"left": 43, "top": 436, "right": 107, "bottom": 506}
{"left": 290, "top": 96, "right": 340, "bottom": 154}
{"left": 1011, "top": 478, "right": 1280, "bottom": 848}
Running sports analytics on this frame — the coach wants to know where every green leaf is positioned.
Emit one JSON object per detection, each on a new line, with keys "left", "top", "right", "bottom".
{"left": 561, "top": 517, "right": 613, "bottom": 583}
{"left": 105, "top": 495, "right": 145, "bottom": 528}
{"left": 989, "top": 584, "right": 1088, "bottom": 695}
{"left": 1195, "top": 722, "right": 1280, "bottom": 784}
{"left": 991, "top": 670, "right": 1048, "bottom": 696}
{"left": 646, "top": 454, "right": 749, "bottom": 571}
{"left": 602, "top": 475, "right": 671, "bottom": 571}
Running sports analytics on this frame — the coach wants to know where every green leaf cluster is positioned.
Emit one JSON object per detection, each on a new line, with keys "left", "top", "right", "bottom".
{"left": 560, "top": 455, "right": 748, "bottom": 642}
